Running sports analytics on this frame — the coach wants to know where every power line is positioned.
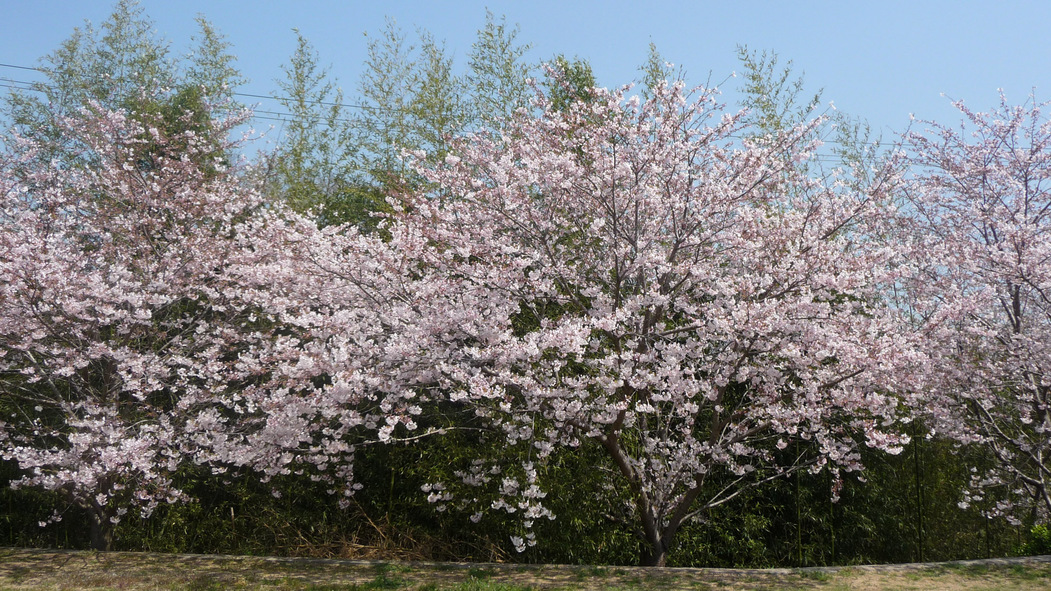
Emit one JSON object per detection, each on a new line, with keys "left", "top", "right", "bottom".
{"left": 0, "top": 81, "right": 35, "bottom": 91}
{"left": 0, "top": 73, "right": 357, "bottom": 128}
{"left": 232, "top": 90, "right": 370, "bottom": 111}
{"left": 0, "top": 62, "right": 40, "bottom": 72}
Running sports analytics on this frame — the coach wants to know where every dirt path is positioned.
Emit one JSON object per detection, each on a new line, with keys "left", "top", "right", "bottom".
{"left": 1, "top": 547, "right": 1050, "bottom": 590}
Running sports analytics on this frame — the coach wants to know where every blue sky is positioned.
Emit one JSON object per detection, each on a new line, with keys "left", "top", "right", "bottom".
{"left": 2, "top": 0, "right": 1050, "bottom": 142}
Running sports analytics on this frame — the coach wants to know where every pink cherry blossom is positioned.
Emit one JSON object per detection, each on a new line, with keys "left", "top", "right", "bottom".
{"left": 903, "top": 93, "right": 1051, "bottom": 523}
{"left": 244, "top": 80, "right": 920, "bottom": 566}
{"left": 0, "top": 100, "right": 268, "bottom": 550}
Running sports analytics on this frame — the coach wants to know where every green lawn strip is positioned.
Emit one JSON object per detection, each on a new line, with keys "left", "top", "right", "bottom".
{"left": 0, "top": 548, "right": 1050, "bottom": 590}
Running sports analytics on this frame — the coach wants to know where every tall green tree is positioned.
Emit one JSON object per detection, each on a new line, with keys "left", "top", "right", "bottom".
{"left": 184, "top": 16, "right": 247, "bottom": 111}
{"left": 267, "top": 31, "right": 379, "bottom": 227}
{"left": 466, "top": 10, "right": 534, "bottom": 130}
{"left": 409, "top": 31, "right": 469, "bottom": 164}
{"left": 352, "top": 18, "right": 419, "bottom": 191}
{"left": 544, "top": 55, "right": 596, "bottom": 114}
{"left": 735, "top": 45, "right": 821, "bottom": 139}
{"left": 637, "top": 42, "right": 684, "bottom": 100}
{"left": 352, "top": 19, "right": 469, "bottom": 192}
{"left": 4, "top": 0, "right": 169, "bottom": 147}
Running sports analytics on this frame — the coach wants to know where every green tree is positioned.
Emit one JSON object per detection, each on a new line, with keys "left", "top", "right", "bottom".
{"left": 735, "top": 45, "right": 821, "bottom": 139}
{"left": 409, "top": 31, "right": 469, "bottom": 164}
{"left": 184, "top": 15, "right": 247, "bottom": 112}
{"left": 352, "top": 18, "right": 419, "bottom": 191}
{"left": 466, "top": 10, "right": 534, "bottom": 130}
{"left": 352, "top": 19, "right": 469, "bottom": 193}
{"left": 3, "top": 1, "right": 168, "bottom": 147}
{"left": 266, "top": 31, "right": 382, "bottom": 228}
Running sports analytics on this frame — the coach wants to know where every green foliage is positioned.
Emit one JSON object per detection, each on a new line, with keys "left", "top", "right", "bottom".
{"left": 637, "top": 43, "right": 684, "bottom": 100}
{"left": 0, "top": 460, "right": 92, "bottom": 549}
{"left": 353, "top": 18, "right": 417, "bottom": 190}
{"left": 409, "top": 31, "right": 469, "bottom": 165}
{"left": 735, "top": 45, "right": 821, "bottom": 138}
{"left": 1019, "top": 524, "right": 1051, "bottom": 556}
{"left": 1, "top": 0, "right": 243, "bottom": 174}
{"left": 184, "top": 15, "right": 246, "bottom": 110}
{"left": 267, "top": 31, "right": 385, "bottom": 228}
{"left": 128, "top": 85, "right": 228, "bottom": 176}
{"left": 316, "top": 182, "right": 391, "bottom": 231}
{"left": 544, "top": 56, "right": 596, "bottom": 114}
{"left": 109, "top": 461, "right": 486, "bottom": 560}
{"left": 466, "top": 11, "right": 534, "bottom": 130}
{"left": 274, "top": 12, "right": 534, "bottom": 218}
{"left": 526, "top": 442, "right": 642, "bottom": 566}
{"left": 2, "top": 0, "right": 163, "bottom": 155}
{"left": 352, "top": 19, "right": 470, "bottom": 193}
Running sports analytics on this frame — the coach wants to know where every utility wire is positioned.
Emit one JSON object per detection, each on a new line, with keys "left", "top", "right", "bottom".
{"left": 0, "top": 63, "right": 40, "bottom": 72}
{"left": 0, "top": 73, "right": 356, "bottom": 128}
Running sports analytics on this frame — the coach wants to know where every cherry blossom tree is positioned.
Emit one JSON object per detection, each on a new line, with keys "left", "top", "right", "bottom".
{"left": 905, "top": 94, "right": 1051, "bottom": 524}
{"left": 0, "top": 100, "right": 264, "bottom": 550}
{"left": 257, "top": 79, "right": 918, "bottom": 566}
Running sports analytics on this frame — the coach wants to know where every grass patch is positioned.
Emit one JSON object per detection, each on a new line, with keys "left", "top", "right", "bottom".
{"left": 793, "top": 569, "right": 833, "bottom": 582}
{"left": 452, "top": 580, "right": 536, "bottom": 591}
{"left": 575, "top": 565, "right": 611, "bottom": 579}
{"left": 185, "top": 574, "right": 227, "bottom": 591}
{"left": 3, "top": 548, "right": 1051, "bottom": 590}
{"left": 4, "top": 565, "right": 32, "bottom": 584}
{"left": 465, "top": 566, "right": 496, "bottom": 579}
{"left": 946, "top": 562, "right": 994, "bottom": 576}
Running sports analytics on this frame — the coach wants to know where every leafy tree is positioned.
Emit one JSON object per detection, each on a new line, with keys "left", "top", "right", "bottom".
{"left": 410, "top": 31, "right": 469, "bottom": 165}
{"left": 2, "top": 0, "right": 244, "bottom": 166}
{"left": 544, "top": 55, "right": 597, "bottom": 113}
{"left": 735, "top": 46, "right": 821, "bottom": 139}
{"left": 184, "top": 16, "right": 243, "bottom": 104}
{"left": 351, "top": 19, "right": 471, "bottom": 194}
{"left": 352, "top": 18, "right": 420, "bottom": 191}
{"left": 0, "top": 1, "right": 263, "bottom": 553}
{"left": 184, "top": 15, "right": 247, "bottom": 112}
{"left": 266, "top": 31, "right": 384, "bottom": 228}
{"left": 3, "top": 0, "right": 167, "bottom": 151}
{"left": 419, "top": 81, "right": 915, "bottom": 568}
{"left": 637, "top": 43, "right": 684, "bottom": 100}
{"left": 466, "top": 10, "right": 534, "bottom": 131}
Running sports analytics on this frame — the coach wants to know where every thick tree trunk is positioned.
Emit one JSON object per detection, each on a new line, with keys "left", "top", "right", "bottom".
{"left": 88, "top": 509, "right": 114, "bottom": 551}
{"left": 641, "top": 540, "right": 669, "bottom": 567}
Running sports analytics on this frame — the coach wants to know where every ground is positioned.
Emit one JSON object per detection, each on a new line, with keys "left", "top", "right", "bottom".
{"left": 1, "top": 547, "right": 1050, "bottom": 590}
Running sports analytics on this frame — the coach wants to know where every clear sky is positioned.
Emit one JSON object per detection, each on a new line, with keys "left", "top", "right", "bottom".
{"left": 2, "top": 0, "right": 1050, "bottom": 142}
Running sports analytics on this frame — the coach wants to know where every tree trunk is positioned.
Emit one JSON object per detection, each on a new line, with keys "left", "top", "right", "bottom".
{"left": 641, "top": 541, "right": 669, "bottom": 567}
{"left": 88, "top": 509, "right": 114, "bottom": 551}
